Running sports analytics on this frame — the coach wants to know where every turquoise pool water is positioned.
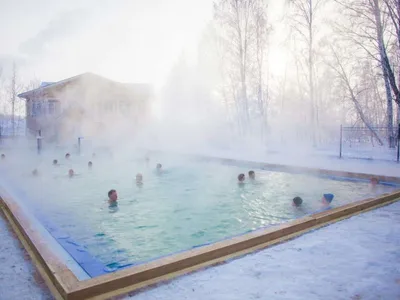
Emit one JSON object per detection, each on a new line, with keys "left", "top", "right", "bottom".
{"left": 0, "top": 152, "right": 396, "bottom": 276}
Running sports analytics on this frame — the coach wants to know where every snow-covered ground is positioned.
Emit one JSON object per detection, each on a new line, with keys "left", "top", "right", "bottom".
{"left": 0, "top": 212, "right": 52, "bottom": 300}
{"left": 126, "top": 201, "right": 400, "bottom": 300}
{"left": 260, "top": 151, "right": 400, "bottom": 177}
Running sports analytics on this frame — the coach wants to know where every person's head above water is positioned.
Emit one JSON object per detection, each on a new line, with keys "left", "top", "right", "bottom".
{"left": 1, "top": 154, "right": 5, "bottom": 160}
{"left": 370, "top": 177, "right": 379, "bottom": 186}
{"left": 53, "top": 159, "right": 58, "bottom": 165}
{"left": 238, "top": 173, "right": 245, "bottom": 182}
{"left": 322, "top": 193, "right": 334, "bottom": 205}
{"left": 136, "top": 173, "right": 143, "bottom": 183}
{"left": 108, "top": 189, "right": 118, "bottom": 202}
{"left": 65, "top": 153, "right": 70, "bottom": 159}
{"left": 292, "top": 196, "right": 303, "bottom": 207}
{"left": 248, "top": 170, "right": 255, "bottom": 180}
{"left": 88, "top": 161, "right": 93, "bottom": 168}
{"left": 32, "top": 169, "right": 39, "bottom": 176}
{"left": 156, "top": 163, "right": 162, "bottom": 170}
{"left": 68, "top": 169, "right": 74, "bottom": 177}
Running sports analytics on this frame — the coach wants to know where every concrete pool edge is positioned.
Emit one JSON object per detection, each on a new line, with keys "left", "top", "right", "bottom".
{"left": 201, "top": 155, "right": 400, "bottom": 184}
{"left": 148, "top": 149, "right": 400, "bottom": 183}
{"left": 1, "top": 163, "right": 400, "bottom": 299}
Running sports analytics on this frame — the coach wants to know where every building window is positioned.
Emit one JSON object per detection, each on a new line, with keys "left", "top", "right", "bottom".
{"left": 96, "top": 103, "right": 102, "bottom": 114}
{"left": 48, "top": 100, "right": 60, "bottom": 115}
{"left": 48, "top": 102, "right": 55, "bottom": 115}
{"left": 119, "top": 100, "right": 131, "bottom": 115}
{"left": 104, "top": 101, "right": 114, "bottom": 112}
{"left": 32, "top": 102, "right": 42, "bottom": 116}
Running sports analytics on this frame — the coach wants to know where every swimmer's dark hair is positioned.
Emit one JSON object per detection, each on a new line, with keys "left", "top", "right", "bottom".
{"left": 53, "top": 159, "right": 58, "bottom": 165}
{"left": 65, "top": 153, "right": 70, "bottom": 157}
{"left": 156, "top": 163, "right": 162, "bottom": 169}
{"left": 108, "top": 189, "right": 116, "bottom": 198}
{"left": 370, "top": 177, "right": 379, "bottom": 183}
{"left": 293, "top": 196, "right": 303, "bottom": 207}
{"left": 88, "top": 161, "right": 93, "bottom": 166}
{"left": 249, "top": 170, "right": 255, "bottom": 176}
{"left": 238, "top": 173, "right": 245, "bottom": 181}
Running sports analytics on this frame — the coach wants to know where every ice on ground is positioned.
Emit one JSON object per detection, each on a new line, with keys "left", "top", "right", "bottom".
{"left": 126, "top": 201, "right": 400, "bottom": 300}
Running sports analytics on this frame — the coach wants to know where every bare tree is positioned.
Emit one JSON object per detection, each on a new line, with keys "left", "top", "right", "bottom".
{"left": 8, "top": 62, "right": 24, "bottom": 137}
{"left": 383, "top": 0, "right": 400, "bottom": 126}
{"left": 214, "top": 0, "right": 250, "bottom": 129}
{"left": 334, "top": 0, "right": 399, "bottom": 146}
{"left": 286, "top": 0, "right": 327, "bottom": 146}
{"left": 371, "top": 0, "right": 395, "bottom": 145}
{"left": 327, "top": 45, "right": 384, "bottom": 145}
{"left": 0, "top": 66, "right": 4, "bottom": 137}
{"left": 253, "top": 1, "right": 270, "bottom": 137}
{"left": 213, "top": 0, "right": 270, "bottom": 136}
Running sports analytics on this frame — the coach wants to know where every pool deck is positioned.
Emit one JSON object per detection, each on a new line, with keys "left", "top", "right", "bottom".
{"left": 205, "top": 149, "right": 400, "bottom": 178}
{"left": 0, "top": 210, "right": 52, "bottom": 300}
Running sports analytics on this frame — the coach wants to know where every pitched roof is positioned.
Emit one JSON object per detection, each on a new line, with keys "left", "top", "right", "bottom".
{"left": 18, "top": 73, "right": 89, "bottom": 98}
{"left": 18, "top": 72, "right": 149, "bottom": 99}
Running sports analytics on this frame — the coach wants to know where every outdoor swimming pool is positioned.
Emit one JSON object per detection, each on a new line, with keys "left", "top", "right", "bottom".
{"left": 0, "top": 151, "right": 397, "bottom": 278}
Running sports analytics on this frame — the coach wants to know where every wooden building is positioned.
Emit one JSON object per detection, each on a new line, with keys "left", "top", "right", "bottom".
{"left": 18, "top": 73, "right": 152, "bottom": 143}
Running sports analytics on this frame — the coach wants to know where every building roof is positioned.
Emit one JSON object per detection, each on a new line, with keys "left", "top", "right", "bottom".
{"left": 18, "top": 72, "right": 151, "bottom": 99}
{"left": 39, "top": 82, "right": 55, "bottom": 87}
{"left": 18, "top": 73, "right": 90, "bottom": 98}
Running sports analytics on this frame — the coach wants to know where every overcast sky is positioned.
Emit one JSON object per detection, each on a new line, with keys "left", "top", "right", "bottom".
{"left": 0, "top": 0, "right": 214, "bottom": 87}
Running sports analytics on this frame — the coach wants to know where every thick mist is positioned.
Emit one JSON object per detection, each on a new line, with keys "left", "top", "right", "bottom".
{"left": 2, "top": 0, "right": 398, "bottom": 165}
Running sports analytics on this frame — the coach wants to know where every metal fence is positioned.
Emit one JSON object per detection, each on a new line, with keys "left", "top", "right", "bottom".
{"left": 339, "top": 124, "right": 400, "bottom": 162}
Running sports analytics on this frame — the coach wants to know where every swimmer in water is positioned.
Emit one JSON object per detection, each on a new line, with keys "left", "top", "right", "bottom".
{"left": 321, "top": 193, "right": 334, "bottom": 207}
{"left": 88, "top": 161, "right": 93, "bottom": 169}
{"left": 53, "top": 159, "right": 58, "bottom": 166}
{"left": 136, "top": 173, "right": 143, "bottom": 186}
{"left": 248, "top": 170, "right": 255, "bottom": 180}
{"left": 32, "top": 169, "right": 39, "bottom": 177}
{"left": 292, "top": 196, "right": 303, "bottom": 207}
{"left": 238, "top": 173, "right": 245, "bottom": 185}
{"left": 1, "top": 154, "right": 5, "bottom": 160}
{"left": 108, "top": 189, "right": 118, "bottom": 207}
{"left": 68, "top": 169, "right": 75, "bottom": 178}
{"left": 370, "top": 177, "right": 379, "bottom": 189}
{"left": 65, "top": 153, "right": 71, "bottom": 160}
{"left": 156, "top": 163, "right": 162, "bottom": 173}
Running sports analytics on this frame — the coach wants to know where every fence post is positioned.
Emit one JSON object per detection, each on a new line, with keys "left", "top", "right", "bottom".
{"left": 78, "top": 137, "right": 81, "bottom": 155}
{"left": 397, "top": 123, "right": 400, "bottom": 163}
{"left": 339, "top": 124, "right": 343, "bottom": 159}
{"left": 37, "top": 130, "right": 42, "bottom": 154}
